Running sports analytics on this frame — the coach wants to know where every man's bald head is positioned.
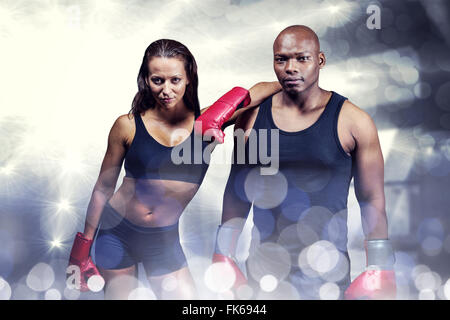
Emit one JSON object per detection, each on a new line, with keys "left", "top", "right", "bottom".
{"left": 272, "top": 25, "right": 325, "bottom": 96}
{"left": 273, "top": 25, "right": 320, "bottom": 54}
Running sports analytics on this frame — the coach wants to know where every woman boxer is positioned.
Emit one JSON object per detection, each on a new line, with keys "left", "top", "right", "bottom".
{"left": 67, "top": 39, "right": 281, "bottom": 299}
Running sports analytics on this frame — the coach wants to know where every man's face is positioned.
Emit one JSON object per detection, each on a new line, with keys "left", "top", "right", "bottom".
{"left": 273, "top": 32, "right": 324, "bottom": 95}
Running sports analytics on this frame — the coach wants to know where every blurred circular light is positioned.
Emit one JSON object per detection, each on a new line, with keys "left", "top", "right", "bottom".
{"left": 415, "top": 271, "right": 438, "bottom": 291}
{"left": 432, "top": 272, "right": 443, "bottom": 289}
{"left": 326, "top": 210, "right": 348, "bottom": 251}
{"left": 417, "top": 218, "right": 444, "bottom": 243}
{"left": 204, "top": 262, "right": 236, "bottom": 293}
{"left": 307, "top": 241, "right": 340, "bottom": 274}
{"left": 12, "top": 283, "right": 39, "bottom": 300}
{"left": 260, "top": 274, "right": 278, "bottom": 292}
{"left": 255, "top": 280, "right": 300, "bottom": 300}
{"left": 382, "top": 50, "right": 400, "bottom": 66}
{"left": 26, "top": 263, "right": 55, "bottom": 292}
{"left": 384, "top": 85, "right": 402, "bottom": 102}
{"left": 279, "top": 187, "right": 310, "bottom": 222}
{"left": 0, "top": 277, "right": 12, "bottom": 300}
{"left": 419, "top": 289, "right": 435, "bottom": 300}
{"left": 319, "top": 282, "right": 340, "bottom": 300}
{"left": 296, "top": 206, "right": 333, "bottom": 244}
{"left": 162, "top": 275, "right": 178, "bottom": 292}
{"left": 298, "top": 246, "right": 319, "bottom": 278}
{"left": 400, "top": 66, "right": 419, "bottom": 85}
{"left": 247, "top": 242, "right": 291, "bottom": 282}
{"left": 413, "top": 125, "right": 425, "bottom": 139}
{"left": 87, "top": 275, "right": 105, "bottom": 292}
{"left": 236, "top": 284, "right": 253, "bottom": 300}
{"left": 44, "top": 288, "right": 61, "bottom": 300}
{"left": 63, "top": 286, "right": 80, "bottom": 300}
{"left": 411, "top": 264, "right": 431, "bottom": 280}
{"left": 421, "top": 236, "right": 443, "bottom": 256}
{"left": 244, "top": 168, "right": 288, "bottom": 209}
{"left": 444, "top": 279, "right": 450, "bottom": 300}
{"left": 319, "top": 251, "right": 349, "bottom": 283}
{"left": 277, "top": 224, "right": 302, "bottom": 264}
{"left": 396, "top": 284, "right": 411, "bottom": 300}
{"left": 418, "top": 134, "right": 435, "bottom": 149}
{"left": 346, "top": 57, "right": 361, "bottom": 70}
{"left": 414, "top": 82, "right": 432, "bottom": 99}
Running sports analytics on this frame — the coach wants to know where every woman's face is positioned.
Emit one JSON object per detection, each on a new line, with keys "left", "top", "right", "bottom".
{"left": 147, "top": 57, "right": 189, "bottom": 109}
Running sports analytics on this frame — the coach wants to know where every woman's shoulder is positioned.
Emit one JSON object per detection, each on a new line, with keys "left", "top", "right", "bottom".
{"left": 110, "top": 113, "right": 136, "bottom": 146}
{"left": 113, "top": 113, "right": 136, "bottom": 130}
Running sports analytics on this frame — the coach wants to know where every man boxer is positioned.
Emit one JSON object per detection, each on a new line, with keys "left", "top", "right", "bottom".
{"left": 196, "top": 25, "right": 396, "bottom": 299}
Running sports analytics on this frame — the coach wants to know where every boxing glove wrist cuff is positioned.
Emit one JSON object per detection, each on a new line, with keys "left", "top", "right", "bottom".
{"left": 214, "top": 224, "right": 242, "bottom": 258}
{"left": 365, "top": 239, "right": 395, "bottom": 269}
{"left": 69, "top": 232, "right": 93, "bottom": 263}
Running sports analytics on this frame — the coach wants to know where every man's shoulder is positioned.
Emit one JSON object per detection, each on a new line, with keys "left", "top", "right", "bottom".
{"left": 341, "top": 99, "right": 374, "bottom": 124}
{"left": 341, "top": 100, "right": 378, "bottom": 140}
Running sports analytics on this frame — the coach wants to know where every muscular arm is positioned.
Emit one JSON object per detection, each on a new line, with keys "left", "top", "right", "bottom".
{"left": 199, "top": 81, "right": 281, "bottom": 126}
{"left": 221, "top": 162, "right": 252, "bottom": 226}
{"left": 223, "top": 81, "right": 281, "bottom": 128}
{"left": 350, "top": 104, "right": 389, "bottom": 240}
{"left": 221, "top": 108, "right": 259, "bottom": 228}
{"left": 83, "top": 115, "right": 131, "bottom": 239}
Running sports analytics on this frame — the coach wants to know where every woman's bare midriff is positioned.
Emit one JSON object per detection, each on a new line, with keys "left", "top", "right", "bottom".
{"left": 107, "top": 176, "right": 200, "bottom": 227}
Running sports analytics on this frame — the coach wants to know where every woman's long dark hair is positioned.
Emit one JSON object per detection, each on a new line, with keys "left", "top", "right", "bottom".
{"left": 129, "top": 39, "right": 200, "bottom": 118}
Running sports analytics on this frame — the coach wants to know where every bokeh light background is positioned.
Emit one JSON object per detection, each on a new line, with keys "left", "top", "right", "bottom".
{"left": 1, "top": 0, "right": 450, "bottom": 300}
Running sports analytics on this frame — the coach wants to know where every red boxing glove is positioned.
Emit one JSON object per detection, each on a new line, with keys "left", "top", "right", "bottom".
{"left": 213, "top": 224, "right": 247, "bottom": 289}
{"left": 68, "top": 232, "right": 101, "bottom": 292}
{"left": 345, "top": 239, "right": 396, "bottom": 300}
{"left": 212, "top": 253, "right": 247, "bottom": 289}
{"left": 195, "top": 87, "right": 251, "bottom": 143}
{"left": 344, "top": 269, "right": 396, "bottom": 300}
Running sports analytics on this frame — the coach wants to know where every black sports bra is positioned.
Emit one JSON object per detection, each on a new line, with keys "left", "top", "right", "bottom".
{"left": 124, "top": 113, "right": 211, "bottom": 185}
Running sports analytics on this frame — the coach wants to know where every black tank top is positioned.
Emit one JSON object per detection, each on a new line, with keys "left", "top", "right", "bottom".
{"left": 243, "top": 91, "right": 353, "bottom": 252}
{"left": 124, "top": 113, "right": 210, "bottom": 185}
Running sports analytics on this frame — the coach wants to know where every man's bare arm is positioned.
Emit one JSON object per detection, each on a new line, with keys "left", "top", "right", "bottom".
{"left": 223, "top": 81, "right": 281, "bottom": 127}
{"left": 350, "top": 101, "right": 389, "bottom": 240}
